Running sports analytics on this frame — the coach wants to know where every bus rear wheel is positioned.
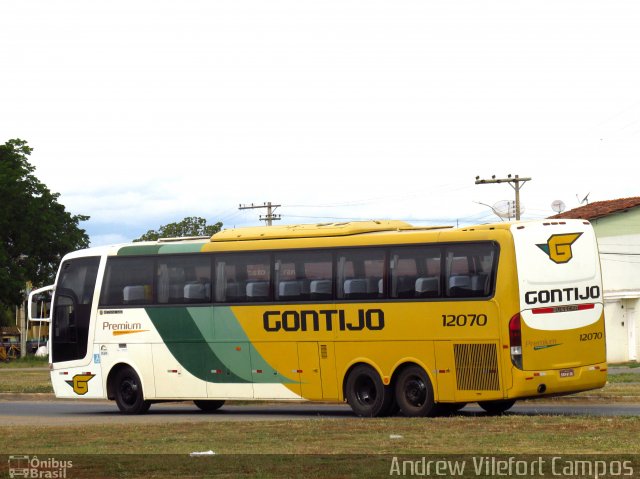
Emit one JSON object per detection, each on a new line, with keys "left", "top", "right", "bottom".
{"left": 345, "top": 364, "right": 394, "bottom": 417}
{"left": 194, "top": 400, "right": 225, "bottom": 412}
{"left": 394, "top": 365, "right": 436, "bottom": 417}
{"left": 114, "top": 367, "right": 151, "bottom": 414}
{"left": 478, "top": 399, "right": 516, "bottom": 415}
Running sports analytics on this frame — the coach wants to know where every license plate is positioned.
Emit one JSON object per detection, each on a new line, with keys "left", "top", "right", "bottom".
{"left": 559, "top": 368, "right": 574, "bottom": 378}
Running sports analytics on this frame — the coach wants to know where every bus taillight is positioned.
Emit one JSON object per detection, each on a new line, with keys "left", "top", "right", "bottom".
{"left": 509, "top": 314, "right": 523, "bottom": 370}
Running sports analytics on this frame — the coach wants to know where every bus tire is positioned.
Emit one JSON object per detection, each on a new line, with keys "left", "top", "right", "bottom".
{"left": 194, "top": 400, "right": 225, "bottom": 412}
{"left": 394, "top": 365, "right": 436, "bottom": 417}
{"left": 114, "top": 367, "right": 151, "bottom": 414}
{"left": 345, "top": 364, "right": 393, "bottom": 417}
{"left": 478, "top": 399, "right": 516, "bottom": 415}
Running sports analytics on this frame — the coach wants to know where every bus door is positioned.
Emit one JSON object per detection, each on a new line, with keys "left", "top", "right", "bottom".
{"left": 50, "top": 256, "right": 103, "bottom": 398}
{"left": 249, "top": 341, "right": 328, "bottom": 400}
{"left": 51, "top": 257, "right": 100, "bottom": 364}
{"left": 297, "top": 342, "right": 325, "bottom": 400}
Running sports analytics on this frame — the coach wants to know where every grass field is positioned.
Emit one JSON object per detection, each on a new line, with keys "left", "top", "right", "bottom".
{"left": 3, "top": 414, "right": 640, "bottom": 455}
{"left": 0, "top": 355, "right": 48, "bottom": 368}
{"left": 0, "top": 368, "right": 52, "bottom": 393}
{"left": 2, "top": 413, "right": 639, "bottom": 478}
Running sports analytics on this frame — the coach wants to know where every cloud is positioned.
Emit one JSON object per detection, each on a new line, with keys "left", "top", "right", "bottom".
{"left": 3, "top": 0, "right": 639, "bottom": 246}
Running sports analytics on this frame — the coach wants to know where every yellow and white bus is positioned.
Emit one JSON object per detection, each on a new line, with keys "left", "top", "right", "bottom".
{"left": 29, "top": 219, "right": 607, "bottom": 416}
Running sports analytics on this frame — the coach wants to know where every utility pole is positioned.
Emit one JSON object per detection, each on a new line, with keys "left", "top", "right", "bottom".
{"left": 238, "top": 202, "right": 282, "bottom": 226}
{"left": 475, "top": 175, "right": 531, "bottom": 220}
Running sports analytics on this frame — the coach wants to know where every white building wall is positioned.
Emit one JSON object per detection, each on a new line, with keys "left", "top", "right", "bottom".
{"left": 593, "top": 212, "right": 640, "bottom": 363}
{"left": 603, "top": 298, "right": 640, "bottom": 363}
{"left": 598, "top": 233, "right": 640, "bottom": 294}
{"left": 604, "top": 301, "right": 628, "bottom": 363}
{"left": 628, "top": 299, "right": 640, "bottom": 362}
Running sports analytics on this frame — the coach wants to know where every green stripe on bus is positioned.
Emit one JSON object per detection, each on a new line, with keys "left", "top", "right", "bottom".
{"left": 118, "top": 244, "right": 205, "bottom": 256}
{"left": 145, "top": 307, "right": 295, "bottom": 385}
{"left": 118, "top": 245, "right": 162, "bottom": 256}
{"left": 158, "top": 244, "right": 207, "bottom": 254}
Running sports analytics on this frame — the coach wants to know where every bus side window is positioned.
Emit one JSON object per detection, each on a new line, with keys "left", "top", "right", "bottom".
{"left": 274, "top": 251, "right": 333, "bottom": 302}
{"left": 448, "top": 275, "right": 471, "bottom": 297}
{"left": 184, "top": 282, "right": 210, "bottom": 302}
{"left": 157, "top": 255, "right": 212, "bottom": 304}
{"left": 123, "top": 285, "right": 148, "bottom": 305}
{"left": 415, "top": 277, "right": 440, "bottom": 298}
{"left": 215, "top": 253, "right": 271, "bottom": 303}
{"left": 100, "top": 257, "right": 155, "bottom": 306}
{"left": 337, "top": 249, "right": 385, "bottom": 300}
{"left": 343, "top": 278, "right": 369, "bottom": 299}
{"left": 444, "top": 243, "right": 497, "bottom": 298}
{"left": 246, "top": 281, "right": 269, "bottom": 301}
{"left": 471, "top": 273, "right": 489, "bottom": 296}
{"left": 390, "top": 246, "right": 442, "bottom": 299}
{"left": 278, "top": 280, "right": 302, "bottom": 300}
{"left": 310, "top": 279, "right": 332, "bottom": 301}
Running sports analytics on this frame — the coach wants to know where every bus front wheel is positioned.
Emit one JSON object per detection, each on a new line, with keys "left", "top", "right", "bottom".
{"left": 345, "top": 364, "right": 394, "bottom": 417}
{"left": 394, "top": 365, "right": 436, "bottom": 417}
{"left": 194, "top": 400, "right": 225, "bottom": 412}
{"left": 478, "top": 399, "right": 516, "bottom": 415}
{"left": 114, "top": 367, "right": 151, "bottom": 414}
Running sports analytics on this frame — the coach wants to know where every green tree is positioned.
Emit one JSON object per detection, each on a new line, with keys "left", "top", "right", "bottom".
{"left": 134, "top": 216, "right": 223, "bottom": 242}
{"left": 0, "top": 139, "right": 90, "bottom": 309}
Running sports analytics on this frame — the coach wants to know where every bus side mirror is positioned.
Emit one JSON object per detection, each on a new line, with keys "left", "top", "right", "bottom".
{"left": 28, "top": 285, "right": 54, "bottom": 323}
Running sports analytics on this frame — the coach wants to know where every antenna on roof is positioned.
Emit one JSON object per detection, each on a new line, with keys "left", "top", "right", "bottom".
{"left": 551, "top": 200, "right": 566, "bottom": 213}
{"left": 492, "top": 200, "right": 522, "bottom": 220}
{"left": 576, "top": 193, "right": 590, "bottom": 205}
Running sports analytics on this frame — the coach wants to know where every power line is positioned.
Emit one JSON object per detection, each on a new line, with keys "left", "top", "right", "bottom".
{"left": 238, "top": 201, "right": 282, "bottom": 226}
{"left": 475, "top": 174, "right": 531, "bottom": 221}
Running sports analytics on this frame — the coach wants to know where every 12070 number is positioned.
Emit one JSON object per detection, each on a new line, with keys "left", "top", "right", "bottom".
{"left": 580, "top": 332, "right": 603, "bottom": 341}
{"left": 442, "top": 314, "right": 488, "bottom": 327}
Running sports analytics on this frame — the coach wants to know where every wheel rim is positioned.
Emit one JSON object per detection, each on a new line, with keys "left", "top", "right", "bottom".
{"left": 120, "top": 377, "right": 139, "bottom": 406}
{"left": 354, "top": 375, "right": 377, "bottom": 406}
{"left": 403, "top": 375, "right": 426, "bottom": 407}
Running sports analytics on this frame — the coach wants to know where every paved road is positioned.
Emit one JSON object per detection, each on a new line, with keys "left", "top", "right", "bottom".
{"left": 1, "top": 399, "right": 639, "bottom": 425}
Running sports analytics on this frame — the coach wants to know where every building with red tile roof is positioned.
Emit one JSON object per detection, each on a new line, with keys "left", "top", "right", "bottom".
{"left": 550, "top": 197, "right": 640, "bottom": 221}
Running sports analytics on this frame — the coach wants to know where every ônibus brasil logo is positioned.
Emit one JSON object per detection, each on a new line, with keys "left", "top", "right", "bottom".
{"left": 536, "top": 233, "right": 583, "bottom": 264}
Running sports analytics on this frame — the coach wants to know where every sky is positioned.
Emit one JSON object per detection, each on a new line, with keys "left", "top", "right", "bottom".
{"left": 2, "top": 1, "right": 639, "bottom": 247}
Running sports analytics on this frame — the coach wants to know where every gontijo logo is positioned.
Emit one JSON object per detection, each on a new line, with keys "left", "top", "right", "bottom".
{"left": 536, "top": 233, "right": 583, "bottom": 264}
{"left": 65, "top": 374, "right": 95, "bottom": 395}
